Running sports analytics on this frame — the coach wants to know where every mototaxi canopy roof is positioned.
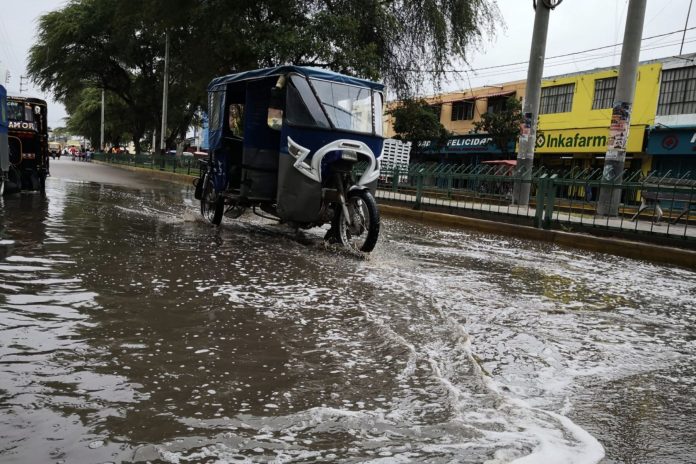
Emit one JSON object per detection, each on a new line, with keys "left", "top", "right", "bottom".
{"left": 206, "top": 66, "right": 384, "bottom": 151}
{"left": 207, "top": 65, "right": 385, "bottom": 93}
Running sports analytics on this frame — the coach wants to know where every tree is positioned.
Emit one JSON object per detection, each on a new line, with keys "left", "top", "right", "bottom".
{"left": 64, "top": 87, "right": 132, "bottom": 149}
{"left": 388, "top": 99, "right": 450, "bottom": 148}
{"left": 27, "top": 0, "right": 500, "bottom": 153}
{"left": 472, "top": 96, "right": 523, "bottom": 156}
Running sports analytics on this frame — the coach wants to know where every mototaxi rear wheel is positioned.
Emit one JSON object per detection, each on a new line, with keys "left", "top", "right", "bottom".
{"left": 200, "top": 174, "right": 224, "bottom": 225}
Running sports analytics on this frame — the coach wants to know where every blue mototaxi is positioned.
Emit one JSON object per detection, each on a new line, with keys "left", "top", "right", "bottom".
{"left": 196, "top": 66, "right": 385, "bottom": 252}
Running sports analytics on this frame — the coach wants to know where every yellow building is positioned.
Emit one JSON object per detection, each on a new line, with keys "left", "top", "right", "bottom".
{"left": 536, "top": 62, "right": 661, "bottom": 173}
{"left": 385, "top": 60, "right": 664, "bottom": 170}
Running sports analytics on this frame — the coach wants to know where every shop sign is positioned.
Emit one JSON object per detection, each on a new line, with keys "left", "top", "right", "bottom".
{"left": 418, "top": 134, "right": 513, "bottom": 154}
{"left": 8, "top": 121, "right": 37, "bottom": 131}
{"left": 646, "top": 127, "right": 696, "bottom": 155}
{"left": 535, "top": 126, "right": 645, "bottom": 153}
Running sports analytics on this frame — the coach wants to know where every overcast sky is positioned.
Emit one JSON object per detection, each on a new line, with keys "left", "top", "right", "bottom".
{"left": 1, "top": 0, "right": 695, "bottom": 127}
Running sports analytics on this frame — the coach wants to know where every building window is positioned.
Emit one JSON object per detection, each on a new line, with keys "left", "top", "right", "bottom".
{"left": 540, "top": 83, "right": 575, "bottom": 114}
{"left": 592, "top": 77, "right": 617, "bottom": 109}
{"left": 487, "top": 96, "right": 510, "bottom": 114}
{"left": 429, "top": 104, "right": 442, "bottom": 120}
{"left": 657, "top": 66, "right": 696, "bottom": 115}
{"left": 451, "top": 100, "right": 474, "bottom": 121}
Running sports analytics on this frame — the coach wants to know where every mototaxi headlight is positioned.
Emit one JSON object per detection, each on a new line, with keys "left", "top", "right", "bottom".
{"left": 341, "top": 150, "right": 358, "bottom": 161}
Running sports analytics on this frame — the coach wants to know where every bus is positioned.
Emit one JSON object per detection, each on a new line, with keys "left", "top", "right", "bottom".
{"left": 0, "top": 85, "right": 8, "bottom": 195}
{"left": 6, "top": 95, "right": 49, "bottom": 193}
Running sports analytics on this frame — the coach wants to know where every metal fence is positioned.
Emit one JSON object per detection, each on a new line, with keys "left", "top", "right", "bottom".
{"left": 93, "top": 153, "right": 696, "bottom": 243}
{"left": 372, "top": 163, "right": 696, "bottom": 243}
{"left": 92, "top": 152, "right": 202, "bottom": 177}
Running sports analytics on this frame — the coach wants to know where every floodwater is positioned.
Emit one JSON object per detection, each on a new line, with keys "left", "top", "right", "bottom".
{"left": 1, "top": 160, "right": 695, "bottom": 463}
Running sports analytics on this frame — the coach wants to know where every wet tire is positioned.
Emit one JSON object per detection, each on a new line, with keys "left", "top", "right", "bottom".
{"left": 334, "top": 189, "right": 380, "bottom": 253}
{"left": 6, "top": 166, "right": 21, "bottom": 194}
{"left": 200, "top": 174, "right": 224, "bottom": 225}
{"left": 29, "top": 172, "right": 40, "bottom": 191}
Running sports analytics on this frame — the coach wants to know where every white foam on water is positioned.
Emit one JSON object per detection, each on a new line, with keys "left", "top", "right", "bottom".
{"left": 508, "top": 409, "right": 604, "bottom": 464}
{"left": 5, "top": 255, "right": 74, "bottom": 264}
{"left": 358, "top": 233, "right": 608, "bottom": 463}
{"left": 114, "top": 204, "right": 186, "bottom": 225}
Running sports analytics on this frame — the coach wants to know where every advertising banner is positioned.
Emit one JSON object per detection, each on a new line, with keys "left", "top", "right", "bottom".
{"left": 646, "top": 127, "right": 696, "bottom": 156}
{"left": 535, "top": 126, "right": 645, "bottom": 153}
{"left": 418, "top": 134, "right": 514, "bottom": 154}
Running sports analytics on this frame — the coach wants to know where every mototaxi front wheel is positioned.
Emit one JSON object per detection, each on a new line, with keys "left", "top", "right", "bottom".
{"left": 200, "top": 174, "right": 224, "bottom": 225}
{"left": 334, "top": 188, "right": 380, "bottom": 253}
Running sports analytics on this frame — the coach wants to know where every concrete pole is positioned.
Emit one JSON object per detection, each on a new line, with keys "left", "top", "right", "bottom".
{"left": 512, "top": 1, "right": 551, "bottom": 206}
{"left": 159, "top": 32, "right": 170, "bottom": 156}
{"left": 596, "top": 0, "right": 647, "bottom": 217}
{"left": 100, "top": 89, "right": 105, "bottom": 151}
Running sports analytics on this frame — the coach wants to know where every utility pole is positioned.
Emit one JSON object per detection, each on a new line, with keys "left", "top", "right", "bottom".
{"left": 597, "top": 0, "right": 647, "bottom": 216}
{"left": 159, "top": 32, "right": 170, "bottom": 161}
{"left": 100, "top": 89, "right": 105, "bottom": 151}
{"left": 512, "top": 0, "right": 561, "bottom": 205}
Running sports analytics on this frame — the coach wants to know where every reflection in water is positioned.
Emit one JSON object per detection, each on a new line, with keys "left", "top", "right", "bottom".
{"left": 0, "top": 174, "right": 695, "bottom": 463}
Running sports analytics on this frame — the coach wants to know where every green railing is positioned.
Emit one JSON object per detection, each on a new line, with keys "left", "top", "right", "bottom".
{"left": 92, "top": 152, "right": 202, "bottom": 177}
{"left": 368, "top": 162, "right": 696, "bottom": 242}
{"left": 93, "top": 153, "right": 696, "bottom": 242}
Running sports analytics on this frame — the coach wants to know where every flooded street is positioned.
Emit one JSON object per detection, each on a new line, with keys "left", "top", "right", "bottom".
{"left": 1, "top": 160, "right": 695, "bottom": 463}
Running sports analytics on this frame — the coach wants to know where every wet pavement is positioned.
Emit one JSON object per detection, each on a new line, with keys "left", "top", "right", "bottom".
{"left": 0, "top": 158, "right": 695, "bottom": 463}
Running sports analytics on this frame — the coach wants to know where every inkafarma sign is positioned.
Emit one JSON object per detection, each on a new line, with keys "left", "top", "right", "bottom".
{"left": 535, "top": 132, "right": 606, "bottom": 150}
{"left": 535, "top": 127, "right": 645, "bottom": 153}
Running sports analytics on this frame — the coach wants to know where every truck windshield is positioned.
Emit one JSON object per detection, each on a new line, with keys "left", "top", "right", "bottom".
{"left": 7, "top": 101, "right": 34, "bottom": 123}
{"left": 310, "top": 79, "right": 374, "bottom": 134}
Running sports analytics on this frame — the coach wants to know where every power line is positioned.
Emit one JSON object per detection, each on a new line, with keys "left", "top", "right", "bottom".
{"left": 397, "top": 26, "right": 696, "bottom": 75}
{"left": 465, "top": 37, "right": 696, "bottom": 80}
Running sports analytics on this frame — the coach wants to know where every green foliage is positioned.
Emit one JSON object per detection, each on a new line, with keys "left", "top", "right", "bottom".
{"left": 472, "top": 96, "right": 523, "bottom": 155}
{"left": 65, "top": 88, "right": 132, "bottom": 149}
{"left": 27, "top": 0, "right": 500, "bottom": 152}
{"left": 389, "top": 99, "right": 450, "bottom": 147}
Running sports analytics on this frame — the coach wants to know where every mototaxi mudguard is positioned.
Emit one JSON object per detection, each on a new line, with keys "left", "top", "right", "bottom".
{"left": 276, "top": 154, "right": 322, "bottom": 223}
